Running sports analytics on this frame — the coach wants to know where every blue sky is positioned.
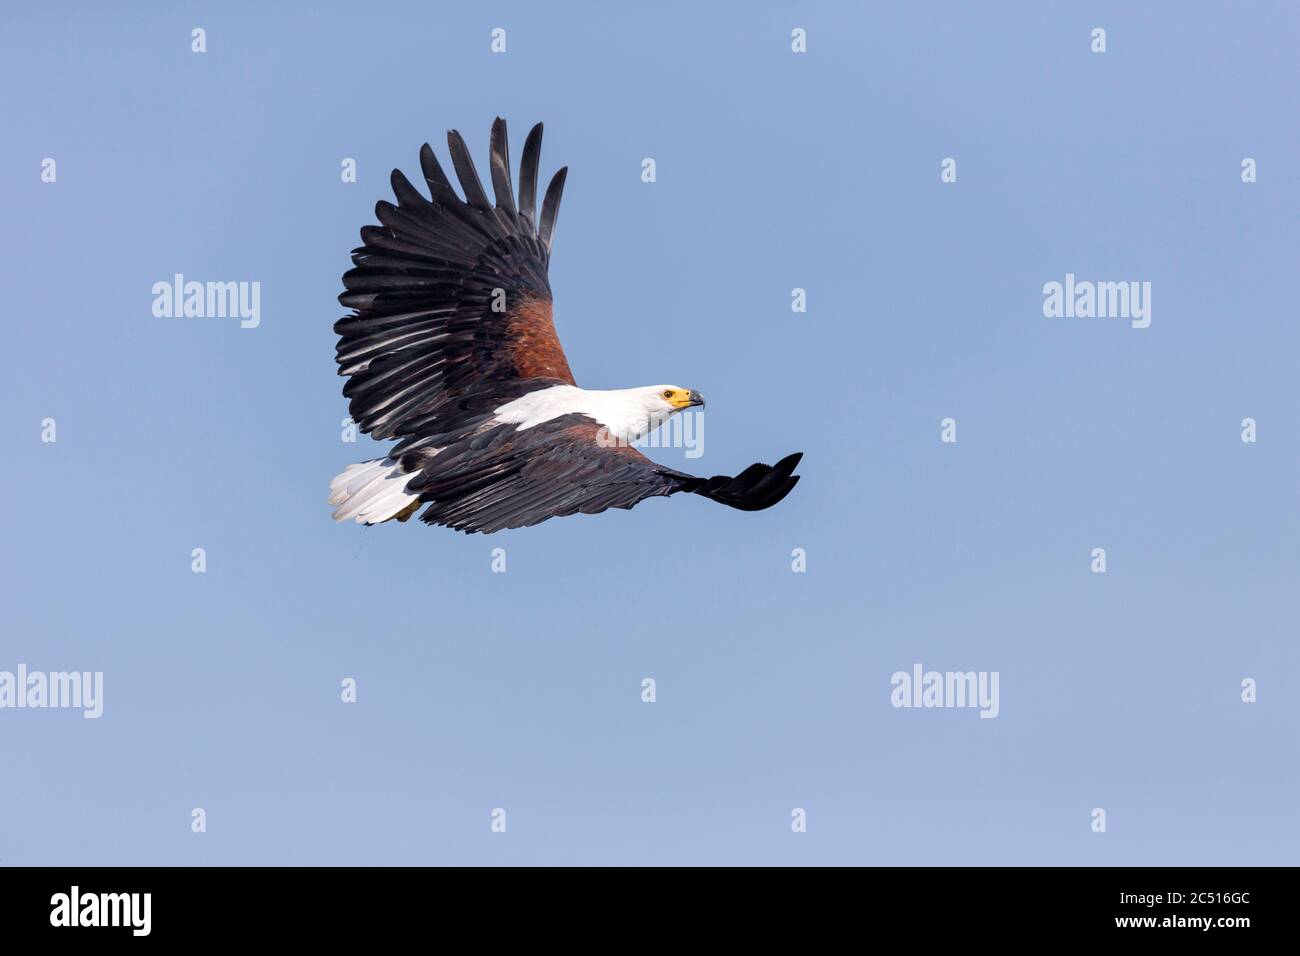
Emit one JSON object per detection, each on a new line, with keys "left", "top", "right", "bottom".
{"left": 2, "top": 1, "right": 1297, "bottom": 865}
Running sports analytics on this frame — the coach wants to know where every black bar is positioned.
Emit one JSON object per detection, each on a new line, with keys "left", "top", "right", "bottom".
{"left": 0, "top": 866, "right": 1275, "bottom": 941}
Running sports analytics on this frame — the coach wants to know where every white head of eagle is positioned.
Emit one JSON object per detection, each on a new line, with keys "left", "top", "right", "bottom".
{"left": 493, "top": 384, "right": 705, "bottom": 444}
{"left": 329, "top": 119, "right": 801, "bottom": 534}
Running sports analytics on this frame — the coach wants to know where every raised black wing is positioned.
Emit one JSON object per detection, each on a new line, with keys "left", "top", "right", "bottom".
{"left": 336, "top": 118, "right": 574, "bottom": 441}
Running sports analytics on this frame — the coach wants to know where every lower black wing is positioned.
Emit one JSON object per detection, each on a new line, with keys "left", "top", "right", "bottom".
{"left": 399, "top": 415, "right": 802, "bottom": 534}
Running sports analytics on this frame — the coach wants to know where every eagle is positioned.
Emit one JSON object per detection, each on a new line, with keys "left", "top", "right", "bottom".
{"left": 329, "top": 118, "right": 803, "bottom": 534}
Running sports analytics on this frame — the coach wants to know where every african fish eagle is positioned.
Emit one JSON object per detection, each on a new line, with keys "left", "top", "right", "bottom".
{"left": 329, "top": 118, "right": 803, "bottom": 534}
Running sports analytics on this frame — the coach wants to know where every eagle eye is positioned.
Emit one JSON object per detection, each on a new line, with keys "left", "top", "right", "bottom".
{"left": 663, "top": 390, "right": 673, "bottom": 399}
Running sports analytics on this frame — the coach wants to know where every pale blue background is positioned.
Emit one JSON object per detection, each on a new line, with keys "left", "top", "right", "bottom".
{"left": 2, "top": 1, "right": 1297, "bottom": 865}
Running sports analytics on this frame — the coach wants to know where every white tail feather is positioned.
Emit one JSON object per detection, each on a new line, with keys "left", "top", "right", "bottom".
{"left": 329, "top": 458, "right": 420, "bottom": 525}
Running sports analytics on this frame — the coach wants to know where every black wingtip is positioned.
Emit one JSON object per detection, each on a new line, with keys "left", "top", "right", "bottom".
{"left": 446, "top": 129, "right": 492, "bottom": 210}
{"left": 389, "top": 167, "right": 429, "bottom": 208}
{"left": 519, "top": 122, "right": 544, "bottom": 225}
{"left": 690, "top": 452, "right": 804, "bottom": 512}
{"left": 488, "top": 117, "right": 516, "bottom": 215}
{"left": 418, "top": 142, "right": 452, "bottom": 194}
{"left": 538, "top": 166, "right": 568, "bottom": 252}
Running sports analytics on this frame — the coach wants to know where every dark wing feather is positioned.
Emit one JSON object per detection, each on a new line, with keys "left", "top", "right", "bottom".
{"left": 400, "top": 416, "right": 802, "bottom": 534}
{"left": 336, "top": 118, "right": 574, "bottom": 441}
{"left": 446, "top": 129, "right": 493, "bottom": 212}
{"left": 419, "top": 142, "right": 453, "bottom": 194}
{"left": 538, "top": 167, "right": 568, "bottom": 253}
{"left": 679, "top": 452, "right": 804, "bottom": 511}
{"left": 487, "top": 117, "right": 516, "bottom": 216}
{"left": 518, "top": 123, "right": 543, "bottom": 225}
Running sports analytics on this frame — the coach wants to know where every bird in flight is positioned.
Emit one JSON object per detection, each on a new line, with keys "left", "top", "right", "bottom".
{"left": 329, "top": 118, "right": 802, "bottom": 534}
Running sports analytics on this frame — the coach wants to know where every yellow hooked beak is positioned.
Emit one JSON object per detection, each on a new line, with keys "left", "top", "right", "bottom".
{"left": 666, "top": 388, "right": 706, "bottom": 410}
